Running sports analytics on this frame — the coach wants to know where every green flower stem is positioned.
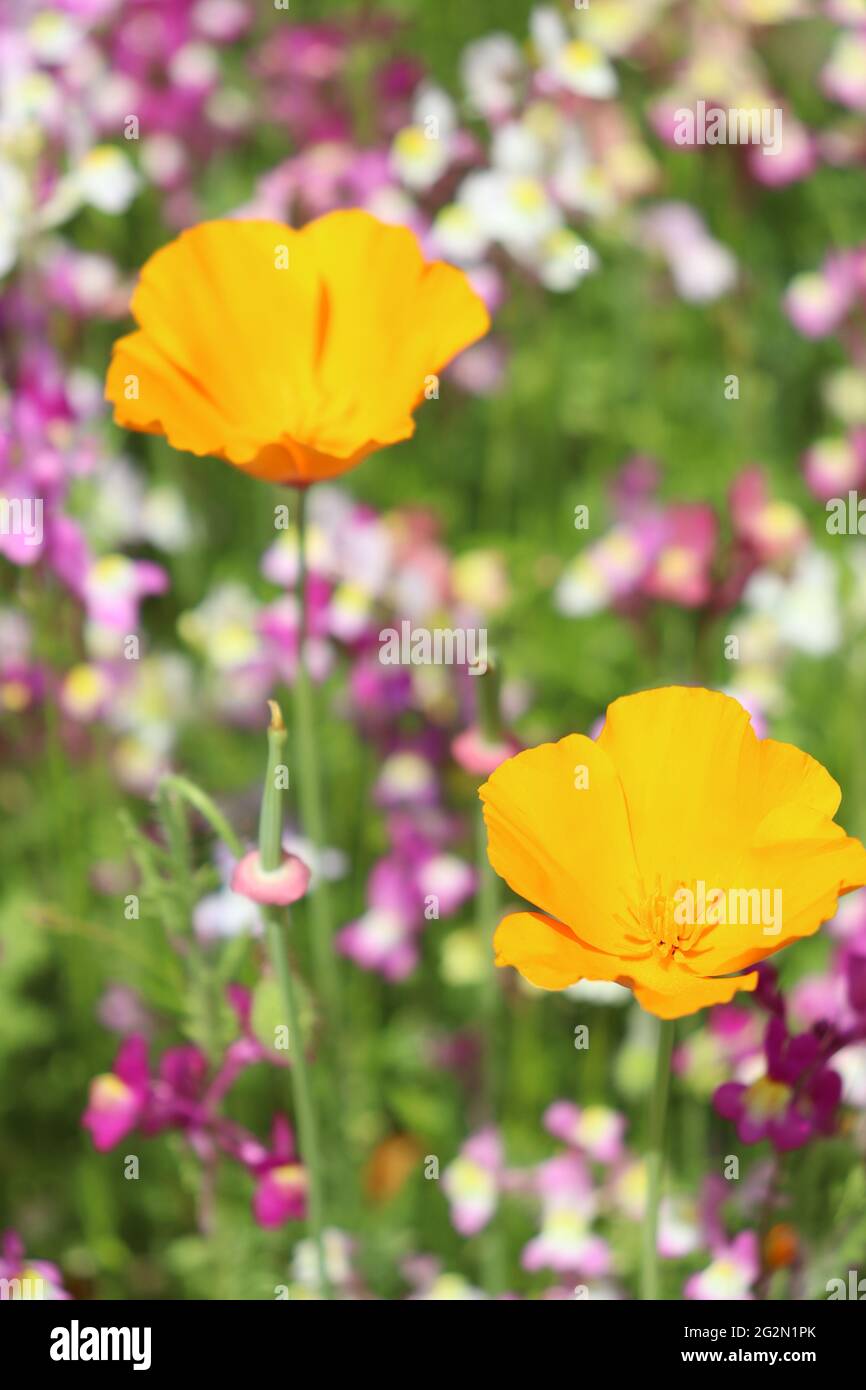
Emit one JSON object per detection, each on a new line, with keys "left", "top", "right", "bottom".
{"left": 259, "top": 701, "right": 332, "bottom": 1300}
{"left": 159, "top": 774, "right": 243, "bottom": 858}
{"left": 476, "top": 655, "right": 502, "bottom": 743}
{"left": 473, "top": 659, "right": 507, "bottom": 1293}
{"left": 258, "top": 700, "right": 287, "bottom": 875}
{"left": 476, "top": 803, "right": 507, "bottom": 1296}
{"left": 156, "top": 781, "right": 222, "bottom": 1065}
{"left": 265, "top": 912, "right": 332, "bottom": 1299}
{"left": 293, "top": 486, "right": 341, "bottom": 1025}
{"left": 641, "top": 1016, "right": 676, "bottom": 1301}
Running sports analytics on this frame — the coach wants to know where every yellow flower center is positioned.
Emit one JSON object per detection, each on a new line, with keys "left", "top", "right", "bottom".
{"left": 622, "top": 880, "right": 699, "bottom": 960}
{"left": 744, "top": 1076, "right": 791, "bottom": 1119}
{"left": 272, "top": 1164, "right": 307, "bottom": 1191}
{"left": 1, "top": 679, "right": 31, "bottom": 712}
{"left": 63, "top": 663, "right": 109, "bottom": 712}
{"left": 91, "top": 554, "right": 131, "bottom": 587}
{"left": 510, "top": 177, "right": 546, "bottom": 213}
{"left": 92, "top": 1073, "right": 133, "bottom": 1108}
{"left": 642, "top": 886, "right": 690, "bottom": 958}
{"left": 759, "top": 500, "right": 802, "bottom": 542}
{"left": 580, "top": 1105, "right": 614, "bottom": 1142}
{"left": 656, "top": 546, "right": 697, "bottom": 585}
{"left": 394, "top": 126, "right": 437, "bottom": 166}
{"left": 562, "top": 41, "right": 599, "bottom": 74}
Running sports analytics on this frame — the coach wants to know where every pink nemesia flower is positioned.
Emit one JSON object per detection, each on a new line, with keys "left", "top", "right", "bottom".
{"left": 442, "top": 1127, "right": 502, "bottom": 1235}
{"left": 374, "top": 749, "right": 439, "bottom": 808}
{"left": 337, "top": 858, "right": 421, "bottom": 981}
{"left": 0, "top": 1231, "right": 71, "bottom": 1301}
{"left": 729, "top": 467, "right": 807, "bottom": 565}
{"left": 83, "top": 555, "right": 169, "bottom": 631}
{"left": 641, "top": 203, "right": 737, "bottom": 303}
{"left": 658, "top": 1196, "right": 701, "bottom": 1259}
{"left": 783, "top": 251, "right": 866, "bottom": 338}
{"left": 684, "top": 1231, "right": 759, "bottom": 1301}
{"left": 82, "top": 1034, "right": 149, "bottom": 1151}
{"left": 802, "top": 432, "right": 866, "bottom": 502}
{"left": 715, "top": 1017, "right": 844, "bottom": 1150}
{"left": 643, "top": 504, "right": 717, "bottom": 607}
{"left": 415, "top": 852, "right": 476, "bottom": 916}
{"left": 250, "top": 1116, "right": 308, "bottom": 1229}
{"left": 822, "top": 29, "right": 866, "bottom": 111}
{"left": 544, "top": 1101, "right": 626, "bottom": 1164}
{"left": 522, "top": 1155, "right": 610, "bottom": 1277}
{"left": 747, "top": 114, "right": 816, "bottom": 187}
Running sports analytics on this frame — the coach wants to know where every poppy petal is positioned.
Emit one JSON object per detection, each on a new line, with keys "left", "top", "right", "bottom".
{"left": 493, "top": 910, "right": 625, "bottom": 990}
{"left": 480, "top": 734, "right": 641, "bottom": 955}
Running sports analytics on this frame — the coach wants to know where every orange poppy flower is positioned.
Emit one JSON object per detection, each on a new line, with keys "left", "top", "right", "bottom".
{"left": 480, "top": 686, "right": 866, "bottom": 1019}
{"left": 105, "top": 210, "right": 490, "bottom": 486}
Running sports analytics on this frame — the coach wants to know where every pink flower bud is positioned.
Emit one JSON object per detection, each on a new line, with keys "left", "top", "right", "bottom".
{"left": 452, "top": 725, "right": 520, "bottom": 777}
{"left": 231, "top": 850, "right": 311, "bottom": 906}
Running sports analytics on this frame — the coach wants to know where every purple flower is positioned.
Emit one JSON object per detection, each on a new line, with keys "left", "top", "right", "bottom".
{"left": 0, "top": 1231, "right": 71, "bottom": 1301}
{"left": 249, "top": 1117, "right": 308, "bottom": 1230}
{"left": 82, "top": 1035, "right": 150, "bottom": 1151}
{"left": 642, "top": 502, "right": 717, "bottom": 608}
{"left": 714, "top": 1017, "right": 843, "bottom": 1151}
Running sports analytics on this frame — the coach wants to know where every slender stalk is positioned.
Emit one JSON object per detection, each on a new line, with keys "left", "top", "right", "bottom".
{"left": 157, "top": 782, "right": 222, "bottom": 1065}
{"left": 259, "top": 701, "right": 333, "bottom": 1299}
{"left": 476, "top": 805, "right": 507, "bottom": 1295}
{"left": 476, "top": 655, "right": 502, "bottom": 744}
{"left": 640, "top": 1017, "right": 675, "bottom": 1300}
{"left": 159, "top": 774, "right": 243, "bottom": 857}
{"left": 265, "top": 912, "right": 332, "bottom": 1299}
{"left": 473, "top": 658, "right": 506, "bottom": 1293}
{"left": 292, "top": 486, "right": 340, "bottom": 1023}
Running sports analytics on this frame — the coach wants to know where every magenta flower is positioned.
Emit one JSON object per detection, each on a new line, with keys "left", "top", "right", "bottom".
{"left": 250, "top": 1117, "right": 308, "bottom": 1230}
{"left": 847, "top": 942, "right": 866, "bottom": 1015}
{"left": 0, "top": 656, "right": 45, "bottom": 716}
{"left": 0, "top": 1231, "right": 71, "bottom": 1301}
{"left": 82, "top": 1035, "right": 149, "bottom": 1151}
{"left": 643, "top": 503, "right": 717, "bottom": 608}
{"left": 729, "top": 467, "right": 807, "bottom": 567}
{"left": 349, "top": 656, "right": 413, "bottom": 728}
{"left": 714, "top": 1017, "right": 843, "bottom": 1151}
